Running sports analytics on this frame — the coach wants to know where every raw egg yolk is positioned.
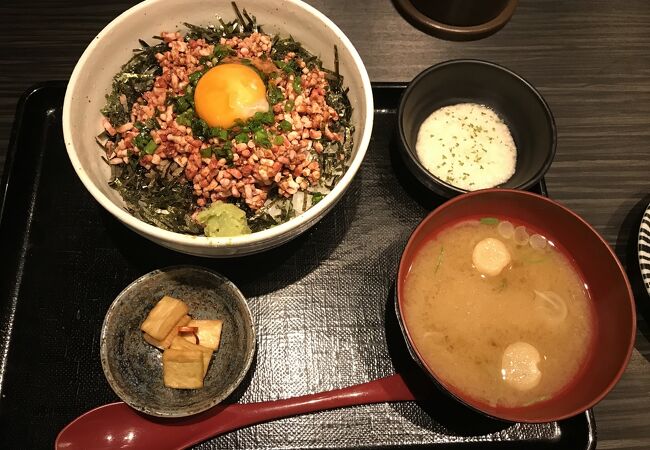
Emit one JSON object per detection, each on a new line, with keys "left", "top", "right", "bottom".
{"left": 194, "top": 64, "right": 269, "bottom": 129}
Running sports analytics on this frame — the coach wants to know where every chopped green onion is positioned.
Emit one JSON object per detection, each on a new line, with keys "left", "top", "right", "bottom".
{"left": 133, "top": 133, "right": 151, "bottom": 151}
{"left": 311, "top": 192, "right": 324, "bottom": 204}
{"left": 176, "top": 110, "right": 194, "bottom": 127}
{"left": 174, "top": 96, "right": 191, "bottom": 113}
{"left": 434, "top": 246, "right": 444, "bottom": 274}
{"left": 273, "top": 135, "right": 285, "bottom": 145}
{"left": 274, "top": 60, "right": 295, "bottom": 74}
{"left": 235, "top": 132, "right": 249, "bottom": 143}
{"left": 292, "top": 76, "right": 302, "bottom": 94}
{"left": 284, "top": 100, "right": 295, "bottom": 112}
{"left": 254, "top": 129, "right": 271, "bottom": 148}
{"left": 224, "top": 142, "right": 234, "bottom": 162}
{"left": 210, "top": 127, "right": 228, "bottom": 140}
{"left": 143, "top": 139, "right": 158, "bottom": 155}
{"left": 144, "top": 118, "right": 159, "bottom": 130}
{"left": 523, "top": 256, "right": 546, "bottom": 264}
{"left": 214, "top": 142, "right": 234, "bottom": 162}
{"left": 480, "top": 217, "right": 499, "bottom": 225}
{"left": 278, "top": 120, "right": 292, "bottom": 132}
{"left": 212, "top": 44, "right": 232, "bottom": 60}
{"left": 267, "top": 85, "right": 284, "bottom": 105}
{"left": 252, "top": 110, "right": 275, "bottom": 125}
{"left": 191, "top": 117, "right": 210, "bottom": 139}
{"left": 188, "top": 70, "right": 204, "bottom": 85}
{"left": 200, "top": 147, "right": 213, "bottom": 158}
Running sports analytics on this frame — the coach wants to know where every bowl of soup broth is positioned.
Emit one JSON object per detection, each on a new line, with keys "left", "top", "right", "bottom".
{"left": 396, "top": 189, "right": 635, "bottom": 422}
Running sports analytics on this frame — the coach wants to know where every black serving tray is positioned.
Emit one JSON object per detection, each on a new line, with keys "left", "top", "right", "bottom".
{"left": 0, "top": 82, "right": 595, "bottom": 450}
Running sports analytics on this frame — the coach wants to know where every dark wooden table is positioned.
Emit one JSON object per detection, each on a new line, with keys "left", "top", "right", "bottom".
{"left": 1, "top": 0, "right": 648, "bottom": 448}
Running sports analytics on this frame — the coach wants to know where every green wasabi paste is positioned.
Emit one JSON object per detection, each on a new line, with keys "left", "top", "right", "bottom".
{"left": 196, "top": 202, "right": 251, "bottom": 237}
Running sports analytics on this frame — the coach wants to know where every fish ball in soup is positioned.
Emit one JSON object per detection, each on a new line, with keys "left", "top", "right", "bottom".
{"left": 501, "top": 342, "right": 542, "bottom": 391}
{"left": 472, "top": 237, "right": 511, "bottom": 276}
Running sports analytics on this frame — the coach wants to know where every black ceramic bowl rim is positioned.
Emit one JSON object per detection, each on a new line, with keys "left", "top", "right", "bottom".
{"left": 397, "top": 59, "right": 557, "bottom": 197}
{"left": 99, "top": 265, "right": 256, "bottom": 417}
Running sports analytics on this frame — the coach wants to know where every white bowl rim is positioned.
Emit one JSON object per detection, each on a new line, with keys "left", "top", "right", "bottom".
{"left": 62, "top": 0, "right": 373, "bottom": 249}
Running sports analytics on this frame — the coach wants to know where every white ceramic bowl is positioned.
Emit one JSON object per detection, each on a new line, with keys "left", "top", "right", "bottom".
{"left": 63, "top": 0, "right": 373, "bottom": 257}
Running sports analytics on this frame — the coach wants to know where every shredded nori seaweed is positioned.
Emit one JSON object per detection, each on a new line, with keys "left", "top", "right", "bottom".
{"left": 184, "top": 2, "right": 261, "bottom": 42}
{"left": 109, "top": 159, "right": 203, "bottom": 234}
{"left": 318, "top": 46, "right": 354, "bottom": 189}
{"left": 101, "top": 40, "right": 167, "bottom": 127}
{"left": 271, "top": 36, "right": 320, "bottom": 69}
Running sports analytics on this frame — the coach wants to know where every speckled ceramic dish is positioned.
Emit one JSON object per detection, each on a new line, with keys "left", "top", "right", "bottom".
{"left": 63, "top": 0, "right": 373, "bottom": 257}
{"left": 100, "top": 266, "right": 256, "bottom": 418}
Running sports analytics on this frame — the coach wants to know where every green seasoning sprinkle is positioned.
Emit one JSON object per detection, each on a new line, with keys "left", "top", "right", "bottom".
{"left": 253, "top": 110, "right": 275, "bottom": 125}
{"left": 434, "top": 246, "right": 444, "bottom": 274}
{"left": 212, "top": 44, "right": 232, "bottom": 60}
{"left": 235, "top": 132, "right": 249, "bottom": 143}
{"left": 191, "top": 117, "right": 210, "bottom": 139}
{"left": 523, "top": 256, "right": 546, "bottom": 264}
{"left": 278, "top": 119, "right": 292, "bottom": 132}
{"left": 254, "top": 129, "right": 271, "bottom": 148}
{"left": 493, "top": 278, "right": 508, "bottom": 292}
{"left": 174, "top": 96, "right": 192, "bottom": 113}
{"left": 274, "top": 60, "right": 296, "bottom": 74}
{"left": 133, "top": 133, "right": 151, "bottom": 151}
{"left": 176, "top": 110, "right": 194, "bottom": 127}
{"left": 267, "top": 85, "right": 284, "bottom": 105}
{"left": 188, "top": 70, "right": 204, "bottom": 85}
{"left": 479, "top": 217, "right": 499, "bottom": 225}
{"left": 292, "top": 76, "right": 302, "bottom": 94}
{"left": 214, "top": 142, "right": 234, "bottom": 162}
{"left": 209, "top": 127, "right": 228, "bottom": 140}
{"left": 143, "top": 139, "right": 158, "bottom": 155}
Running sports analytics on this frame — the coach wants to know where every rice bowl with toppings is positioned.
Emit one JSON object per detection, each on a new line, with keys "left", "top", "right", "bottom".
{"left": 98, "top": 5, "right": 353, "bottom": 237}
{"left": 63, "top": 0, "right": 373, "bottom": 256}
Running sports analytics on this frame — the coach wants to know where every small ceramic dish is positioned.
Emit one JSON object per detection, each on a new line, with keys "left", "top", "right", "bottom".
{"left": 398, "top": 59, "right": 556, "bottom": 198}
{"left": 639, "top": 202, "right": 650, "bottom": 297}
{"left": 100, "top": 266, "right": 256, "bottom": 418}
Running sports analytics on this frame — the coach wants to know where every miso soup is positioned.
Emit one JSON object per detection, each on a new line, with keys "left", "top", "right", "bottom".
{"left": 402, "top": 218, "right": 595, "bottom": 408}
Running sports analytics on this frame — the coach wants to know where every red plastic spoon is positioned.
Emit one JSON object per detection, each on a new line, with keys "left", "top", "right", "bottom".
{"left": 55, "top": 374, "right": 417, "bottom": 450}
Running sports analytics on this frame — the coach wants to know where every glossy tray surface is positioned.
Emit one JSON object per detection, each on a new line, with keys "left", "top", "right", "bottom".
{"left": 0, "top": 82, "right": 594, "bottom": 449}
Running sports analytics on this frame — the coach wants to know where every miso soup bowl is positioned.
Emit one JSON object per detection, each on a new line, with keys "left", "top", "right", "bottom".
{"left": 396, "top": 189, "right": 636, "bottom": 423}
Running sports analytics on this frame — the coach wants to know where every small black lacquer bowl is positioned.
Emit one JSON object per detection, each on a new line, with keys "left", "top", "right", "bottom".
{"left": 100, "top": 266, "right": 256, "bottom": 418}
{"left": 398, "top": 59, "right": 556, "bottom": 199}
